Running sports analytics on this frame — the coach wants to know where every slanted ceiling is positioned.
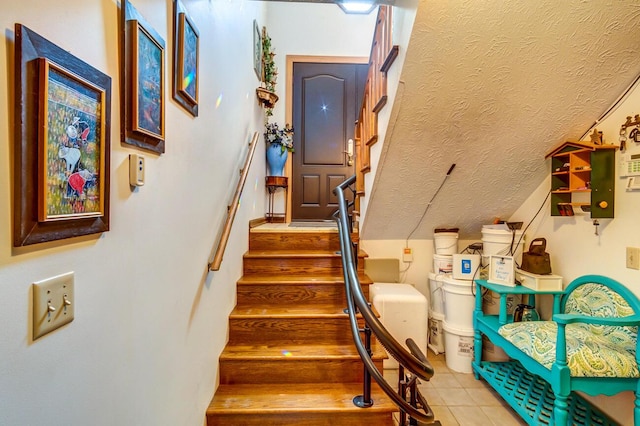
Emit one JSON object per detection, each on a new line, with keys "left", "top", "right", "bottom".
{"left": 361, "top": 0, "right": 640, "bottom": 240}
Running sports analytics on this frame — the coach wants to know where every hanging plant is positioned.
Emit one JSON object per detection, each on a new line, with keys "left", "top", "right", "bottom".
{"left": 256, "top": 26, "right": 278, "bottom": 114}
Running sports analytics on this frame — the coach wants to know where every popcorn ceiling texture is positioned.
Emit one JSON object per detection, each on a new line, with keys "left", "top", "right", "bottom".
{"left": 362, "top": 0, "right": 640, "bottom": 240}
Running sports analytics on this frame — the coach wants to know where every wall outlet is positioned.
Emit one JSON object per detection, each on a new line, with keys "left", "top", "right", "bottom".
{"left": 403, "top": 247, "right": 413, "bottom": 263}
{"left": 627, "top": 247, "right": 640, "bottom": 270}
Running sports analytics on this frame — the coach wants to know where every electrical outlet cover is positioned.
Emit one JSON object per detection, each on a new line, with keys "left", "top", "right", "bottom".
{"left": 32, "top": 272, "right": 74, "bottom": 340}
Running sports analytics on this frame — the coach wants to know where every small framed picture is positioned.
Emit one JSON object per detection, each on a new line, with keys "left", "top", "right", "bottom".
{"left": 122, "top": 0, "right": 166, "bottom": 154}
{"left": 488, "top": 255, "right": 516, "bottom": 287}
{"left": 173, "top": 0, "right": 199, "bottom": 116}
{"left": 131, "top": 19, "right": 165, "bottom": 140}
{"left": 253, "top": 20, "right": 262, "bottom": 81}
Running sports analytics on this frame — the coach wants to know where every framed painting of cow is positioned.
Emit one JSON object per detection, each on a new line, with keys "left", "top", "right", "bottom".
{"left": 14, "top": 24, "right": 111, "bottom": 246}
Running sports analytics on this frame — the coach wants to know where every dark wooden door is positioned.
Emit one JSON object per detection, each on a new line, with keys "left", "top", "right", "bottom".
{"left": 291, "top": 62, "right": 367, "bottom": 220}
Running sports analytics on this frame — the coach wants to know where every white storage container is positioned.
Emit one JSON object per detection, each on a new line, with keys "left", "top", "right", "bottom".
{"left": 433, "top": 254, "right": 453, "bottom": 274}
{"left": 428, "top": 311, "right": 445, "bottom": 355}
{"left": 370, "top": 283, "right": 429, "bottom": 369}
{"left": 442, "top": 275, "right": 475, "bottom": 329}
{"left": 442, "top": 321, "right": 474, "bottom": 373}
{"left": 428, "top": 272, "right": 445, "bottom": 314}
{"left": 433, "top": 231, "right": 458, "bottom": 255}
{"left": 515, "top": 269, "right": 563, "bottom": 291}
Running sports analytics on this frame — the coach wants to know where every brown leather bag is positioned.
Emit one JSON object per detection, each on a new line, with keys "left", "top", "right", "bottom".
{"left": 521, "top": 238, "right": 552, "bottom": 275}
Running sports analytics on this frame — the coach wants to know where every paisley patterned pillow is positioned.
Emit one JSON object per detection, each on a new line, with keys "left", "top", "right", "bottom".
{"left": 499, "top": 321, "right": 638, "bottom": 377}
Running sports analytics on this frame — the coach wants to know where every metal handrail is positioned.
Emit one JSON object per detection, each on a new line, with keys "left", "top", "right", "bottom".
{"left": 208, "top": 132, "right": 259, "bottom": 271}
{"left": 333, "top": 175, "right": 437, "bottom": 424}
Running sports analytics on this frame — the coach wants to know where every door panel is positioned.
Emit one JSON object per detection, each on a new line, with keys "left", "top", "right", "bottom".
{"left": 292, "top": 62, "right": 367, "bottom": 220}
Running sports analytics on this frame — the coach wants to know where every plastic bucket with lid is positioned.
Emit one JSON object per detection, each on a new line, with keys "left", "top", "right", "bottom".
{"left": 481, "top": 225, "right": 525, "bottom": 260}
{"left": 442, "top": 321, "right": 474, "bottom": 373}
{"left": 428, "top": 311, "right": 445, "bottom": 355}
{"left": 433, "top": 254, "right": 453, "bottom": 274}
{"left": 428, "top": 272, "right": 445, "bottom": 314}
{"left": 442, "top": 275, "right": 475, "bottom": 329}
{"left": 433, "top": 231, "right": 458, "bottom": 255}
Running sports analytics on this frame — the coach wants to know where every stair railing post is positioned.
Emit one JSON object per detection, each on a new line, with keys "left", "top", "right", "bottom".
{"left": 353, "top": 324, "right": 373, "bottom": 408}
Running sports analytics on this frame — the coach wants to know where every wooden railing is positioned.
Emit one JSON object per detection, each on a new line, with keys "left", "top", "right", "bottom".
{"left": 354, "top": 4, "right": 398, "bottom": 215}
{"left": 208, "top": 132, "right": 259, "bottom": 271}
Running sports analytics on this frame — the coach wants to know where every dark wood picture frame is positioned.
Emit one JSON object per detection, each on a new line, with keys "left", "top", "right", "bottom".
{"left": 172, "top": 0, "right": 199, "bottom": 116}
{"left": 14, "top": 24, "right": 112, "bottom": 246}
{"left": 121, "top": 0, "right": 166, "bottom": 154}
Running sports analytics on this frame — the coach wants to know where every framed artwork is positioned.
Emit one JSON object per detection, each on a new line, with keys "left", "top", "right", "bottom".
{"left": 172, "top": 0, "right": 199, "bottom": 116}
{"left": 122, "top": 0, "right": 166, "bottom": 153}
{"left": 38, "top": 58, "right": 107, "bottom": 222}
{"left": 14, "top": 24, "right": 111, "bottom": 246}
{"left": 253, "top": 20, "right": 262, "bottom": 81}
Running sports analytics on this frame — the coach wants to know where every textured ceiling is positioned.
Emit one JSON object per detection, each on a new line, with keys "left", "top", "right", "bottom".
{"left": 362, "top": 0, "right": 640, "bottom": 240}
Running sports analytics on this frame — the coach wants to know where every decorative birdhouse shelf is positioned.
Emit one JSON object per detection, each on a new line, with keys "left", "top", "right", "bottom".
{"left": 545, "top": 140, "right": 618, "bottom": 218}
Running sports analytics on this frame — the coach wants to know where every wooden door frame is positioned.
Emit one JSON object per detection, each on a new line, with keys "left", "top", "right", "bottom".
{"left": 285, "top": 55, "right": 368, "bottom": 222}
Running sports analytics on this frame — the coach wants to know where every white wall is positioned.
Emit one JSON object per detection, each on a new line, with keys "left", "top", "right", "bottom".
{"left": 0, "top": 1, "right": 267, "bottom": 424}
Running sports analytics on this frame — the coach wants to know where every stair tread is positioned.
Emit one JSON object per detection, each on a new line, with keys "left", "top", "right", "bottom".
{"left": 244, "top": 249, "right": 356, "bottom": 257}
{"left": 220, "top": 342, "right": 388, "bottom": 360}
{"left": 208, "top": 383, "right": 397, "bottom": 414}
{"left": 231, "top": 304, "right": 350, "bottom": 317}
{"left": 238, "top": 273, "right": 372, "bottom": 284}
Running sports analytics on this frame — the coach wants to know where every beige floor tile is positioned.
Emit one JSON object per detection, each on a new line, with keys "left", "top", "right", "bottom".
{"left": 466, "top": 386, "right": 504, "bottom": 406}
{"left": 429, "top": 372, "right": 462, "bottom": 388}
{"left": 431, "top": 405, "right": 459, "bottom": 426}
{"left": 449, "top": 406, "right": 494, "bottom": 426}
{"left": 481, "top": 405, "right": 528, "bottom": 425}
{"left": 418, "top": 386, "right": 444, "bottom": 406}
{"left": 437, "top": 388, "right": 476, "bottom": 406}
{"left": 452, "top": 372, "right": 485, "bottom": 388}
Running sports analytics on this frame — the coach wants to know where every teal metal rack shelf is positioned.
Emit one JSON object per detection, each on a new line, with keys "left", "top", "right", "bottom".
{"left": 475, "top": 360, "right": 618, "bottom": 425}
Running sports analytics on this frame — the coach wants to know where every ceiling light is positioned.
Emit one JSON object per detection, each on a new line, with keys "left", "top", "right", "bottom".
{"left": 337, "top": 0, "right": 376, "bottom": 14}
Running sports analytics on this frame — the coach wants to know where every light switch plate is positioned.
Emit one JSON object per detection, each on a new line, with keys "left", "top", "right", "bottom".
{"left": 32, "top": 272, "right": 74, "bottom": 340}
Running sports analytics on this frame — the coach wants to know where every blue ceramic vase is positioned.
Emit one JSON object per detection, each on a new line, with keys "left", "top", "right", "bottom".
{"left": 266, "top": 143, "right": 288, "bottom": 176}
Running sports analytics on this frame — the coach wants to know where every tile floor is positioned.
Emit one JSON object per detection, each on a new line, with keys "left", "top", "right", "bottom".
{"left": 385, "top": 351, "right": 527, "bottom": 426}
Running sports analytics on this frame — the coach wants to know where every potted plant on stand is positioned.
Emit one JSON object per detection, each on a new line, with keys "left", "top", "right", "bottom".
{"left": 265, "top": 122, "right": 294, "bottom": 177}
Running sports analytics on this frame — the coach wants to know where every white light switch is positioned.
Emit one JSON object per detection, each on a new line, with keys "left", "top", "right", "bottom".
{"left": 32, "top": 272, "right": 74, "bottom": 340}
{"left": 129, "top": 154, "right": 145, "bottom": 186}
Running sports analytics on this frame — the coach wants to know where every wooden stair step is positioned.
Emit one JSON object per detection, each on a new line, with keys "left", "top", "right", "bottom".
{"left": 219, "top": 343, "right": 387, "bottom": 384}
{"left": 236, "top": 273, "right": 371, "bottom": 306}
{"left": 207, "top": 383, "right": 397, "bottom": 426}
{"left": 228, "top": 304, "right": 369, "bottom": 345}
{"left": 243, "top": 250, "right": 366, "bottom": 276}
{"left": 250, "top": 229, "right": 341, "bottom": 251}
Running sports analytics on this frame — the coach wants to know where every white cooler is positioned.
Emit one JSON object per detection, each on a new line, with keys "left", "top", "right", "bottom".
{"left": 370, "top": 283, "right": 429, "bottom": 369}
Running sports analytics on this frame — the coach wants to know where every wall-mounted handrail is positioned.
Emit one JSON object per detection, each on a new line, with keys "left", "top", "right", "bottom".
{"left": 333, "top": 175, "right": 437, "bottom": 424}
{"left": 208, "top": 132, "right": 259, "bottom": 271}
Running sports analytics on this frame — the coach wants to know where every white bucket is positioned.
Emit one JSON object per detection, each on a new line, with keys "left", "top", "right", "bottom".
{"left": 452, "top": 254, "right": 481, "bottom": 281}
{"left": 442, "top": 275, "right": 475, "bottom": 329}
{"left": 481, "top": 225, "right": 525, "bottom": 261}
{"left": 442, "top": 321, "right": 474, "bottom": 373}
{"left": 428, "top": 272, "right": 445, "bottom": 314}
{"left": 434, "top": 232, "right": 458, "bottom": 255}
{"left": 433, "top": 254, "right": 453, "bottom": 274}
{"left": 428, "top": 311, "right": 445, "bottom": 355}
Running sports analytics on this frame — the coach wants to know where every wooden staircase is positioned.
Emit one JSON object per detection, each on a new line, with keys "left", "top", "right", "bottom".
{"left": 206, "top": 225, "right": 397, "bottom": 425}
